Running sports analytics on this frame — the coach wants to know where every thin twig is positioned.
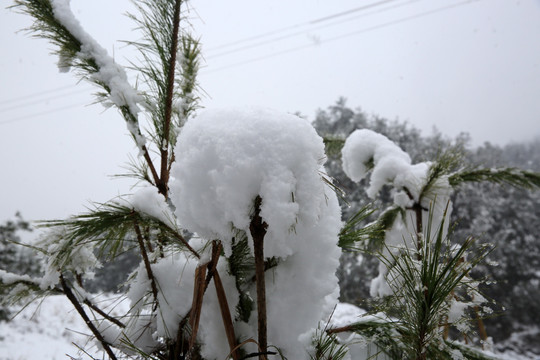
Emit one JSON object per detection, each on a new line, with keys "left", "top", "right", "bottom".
{"left": 84, "top": 300, "right": 126, "bottom": 329}
{"left": 188, "top": 264, "right": 206, "bottom": 351}
{"left": 133, "top": 217, "right": 159, "bottom": 309}
{"left": 213, "top": 270, "right": 239, "bottom": 360}
{"left": 60, "top": 274, "right": 118, "bottom": 360}
{"left": 167, "top": 225, "right": 200, "bottom": 259}
{"left": 75, "top": 271, "right": 126, "bottom": 328}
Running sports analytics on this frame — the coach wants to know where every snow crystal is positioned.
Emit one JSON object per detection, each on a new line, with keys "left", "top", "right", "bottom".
{"left": 170, "top": 107, "right": 342, "bottom": 359}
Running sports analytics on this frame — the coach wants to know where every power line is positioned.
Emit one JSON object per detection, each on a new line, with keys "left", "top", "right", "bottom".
{"left": 206, "top": 0, "right": 422, "bottom": 60}
{"left": 0, "top": 84, "right": 77, "bottom": 106}
{"left": 206, "top": 0, "right": 400, "bottom": 53}
{"left": 0, "top": 87, "right": 91, "bottom": 114}
{"left": 0, "top": 101, "right": 89, "bottom": 126}
{"left": 2, "top": 0, "right": 480, "bottom": 123}
{"left": 203, "top": 0, "right": 480, "bottom": 74}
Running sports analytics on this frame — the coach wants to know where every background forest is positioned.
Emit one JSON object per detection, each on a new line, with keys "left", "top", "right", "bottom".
{"left": 2, "top": 98, "right": 539, "bottom": 358}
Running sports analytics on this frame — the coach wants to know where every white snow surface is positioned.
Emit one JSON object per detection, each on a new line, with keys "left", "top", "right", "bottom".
{"left": 341, "top": 129, "right": 412, "bottom": 199}
{"left": 170, "top": 107, "right": 343, "bottom": 359}
{"left": 0, "top": 298, "right": 531, "bottom": 360}
{"left": 171, "top": 107, "right": 330, "bottom": 258}
{"left": 0, "top": 294, "right": 130, "bottom": 360}
{"left": 115, "top": 185, "right": 176, "bottom": 229}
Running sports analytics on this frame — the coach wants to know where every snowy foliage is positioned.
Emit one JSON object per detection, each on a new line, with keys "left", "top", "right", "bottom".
{"left": 5, "top": 1, "right": 539, "bottom": 359}
{"left": 170, "top": 107, "right": 342, "bottom": 359}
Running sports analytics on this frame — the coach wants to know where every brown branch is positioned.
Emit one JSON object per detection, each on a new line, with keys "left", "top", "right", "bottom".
{"left": 166, "top": 225, "right": 200, "bottom": 259}
{"left": 141, "top": 144, "right": 164, "bottom": 195}
{"left": 250, "top": 196, "right": 268, "bottom": 360}
{"left": 84, "top": 300, "right": 126, "bottom": 329}
{"left": 74, "top": 272, "right": 126, "bottom": 328}
{"left": 60, "top": 274, "right": 118, "bottom": 360}
{"left": 172, "top": 241, "right": 226, "bottom": 358}
{"left": 159, "top": 0, "right": 182, "bottom": 197}
{"left": 188, "top": 264, "right": 207, "bottom": 351}
{"left": 403, "top": 187, "right": 425, "bottom": 259}
{"left": 213, "top": 270, "right": 239, "bottom": 360}
{"left": 326, "top": 324, "right": 357, "bottom": 335}
{"left": 134, "top": 217, "right": 159, "bottom": 309}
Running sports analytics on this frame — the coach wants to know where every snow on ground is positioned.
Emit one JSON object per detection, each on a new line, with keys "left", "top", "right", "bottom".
{"left": 0, "top": 294, "right": 128, "bottom": 360}
{"left": 1, "top": 297, "right": 538, "bottom": 360}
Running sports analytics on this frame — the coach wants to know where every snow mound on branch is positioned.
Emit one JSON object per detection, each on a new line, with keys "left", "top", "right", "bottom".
{"left": 171, "top": 107, "right": 330, "bottom": 259}
{"left": 341, "top": 129, "right": 452, "bottom": 206}
{"left": 117, "top": 251, "right": 238, "bottom": 357}
{"left": 341, "top": 129, "right": 412, "bottom": 198}
{"left": 342, "top": 129, "right": 454, "bottom": 298}
{"left": 170, "top": 107, "right": 342, "bottom": 359}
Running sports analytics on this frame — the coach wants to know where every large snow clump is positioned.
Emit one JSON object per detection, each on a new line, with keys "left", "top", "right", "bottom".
{"left": 170, "top": 107, "right": 343, "bottom": 359}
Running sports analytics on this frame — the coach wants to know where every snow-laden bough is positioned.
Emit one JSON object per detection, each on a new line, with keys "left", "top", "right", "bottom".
{"left": 170, "top": 107, "right": 343, "bottom": 359}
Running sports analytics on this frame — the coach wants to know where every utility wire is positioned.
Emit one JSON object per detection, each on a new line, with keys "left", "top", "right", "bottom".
{"left": 206, "top": 0, "right": 422, "bottom": 59}
{"left": 0, "top": 84, "right": 77, "bottom": 106}
{"left": 2, "top": 0, "right": 479, "bottom": 123}
{"left": 0, "top": 87, "right": 91, "bottom": 114}
{"left": 203, "top": 0, "right": 480, "bottom": 74}
{"left": 0, "top": 101, "right": 89, "bottom": 126}
{"left": 206, "top": 0, "right": 399, "bottom": 53}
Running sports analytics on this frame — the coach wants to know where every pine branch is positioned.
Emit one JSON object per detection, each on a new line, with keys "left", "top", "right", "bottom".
{"left": 419, "top": 148, "right": 463, "bottom": 201}
{"left": 60, "top": 274, "right": 118, "bottom": 360}
{"left": 83, "top": 299, "right": 126, "bottom": 329}
{"left": 339, "top": 205, "right": 403, "bottom": 252}
{"left": 449, "top": 167, "right": 540, "bottom": 190}
{"left": 249, "top": 196, "right": 268, "bottom": 360}
{"left": 159, "top": 0, "right": 182, "bottom": 197}
{"left": 133, "top": 218, "right": 159, "bottom": 309}
{"left": 126, "top": 0, "right": 201, "bottom": 196}
{"left": 378, "top": 211, "right": 494, "bottom": 359}
{"left": 12, "top": 0, "right": 163, "bottom": 194}
{"left": 38, "top": 201, "right": 199, "bottom": 266}
{"left": 0, "top": 270, "right": 61, "bottom": 307}
{"left": 213, "top": 270, "right": 240, "bottom": 360}
{"left": 327, "top": 318, "right": 402, "bottom": 359}
{"left": 188, "top": 263, "right": 206, "bottom": 351}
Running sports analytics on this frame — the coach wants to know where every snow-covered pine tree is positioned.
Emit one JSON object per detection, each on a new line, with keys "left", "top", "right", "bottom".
{"left": 333, "top": 129, "right": 540, "bottom": 359}
{"left": 0, "top": 213, "right": 38, "bottom": 320}
{"left": 3, "top": 1, "right": 540, "bottom": 359}
{"left": 2, "top": 1, "right": 344, "bottom": 359}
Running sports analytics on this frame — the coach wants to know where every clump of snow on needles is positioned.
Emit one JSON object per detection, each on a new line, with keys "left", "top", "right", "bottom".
{"left": 342, "top": 129, "right": 454, "bottom": 298}
{"left": 50, "top": 0, "right": 146, "bottom": 150}
{"left": 170, "top": 107, "right": 342, "bottom": 359}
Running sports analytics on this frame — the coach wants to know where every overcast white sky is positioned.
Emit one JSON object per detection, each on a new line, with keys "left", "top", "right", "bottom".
{"left": 1, "top": 0, "right": 540, "bottom": 222}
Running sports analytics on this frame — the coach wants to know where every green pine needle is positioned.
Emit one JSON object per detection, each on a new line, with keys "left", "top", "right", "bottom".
{"left": 37, "top": 201, "right": 189, "bottom": 268}
{"left": 323, "top": 136, "right": 346, "bottom": 157}
{"left": 339, "top": 205, "right": 403, "bottom": 252}
{"left": 449, "top": 167, "right": 540, "bottom": 190}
